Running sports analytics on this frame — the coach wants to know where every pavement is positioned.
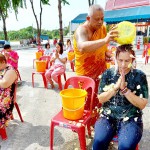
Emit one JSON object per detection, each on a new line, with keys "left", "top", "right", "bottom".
{"left": 0, "top": 47, "right": 149, "bottom": 150}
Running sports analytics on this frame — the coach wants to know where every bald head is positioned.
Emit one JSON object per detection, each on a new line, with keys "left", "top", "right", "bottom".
{"left": 88, "top": 4, "right": 104, "bottom": 17}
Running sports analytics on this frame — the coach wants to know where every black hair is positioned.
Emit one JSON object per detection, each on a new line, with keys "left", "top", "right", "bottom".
{"left": 116, "top": 44, "right": 135, "bottom": 61}
{"left": 57, "top": 42, "right": 63, "bottom": 54}
{"left": 4, "top": 44, "right": 11, "bottom": 49}
{"left": 45, "top": 43, "right": 50, "bottom": 49}
{"left": 67, "top": 39, "right": 71, "bottom": 45}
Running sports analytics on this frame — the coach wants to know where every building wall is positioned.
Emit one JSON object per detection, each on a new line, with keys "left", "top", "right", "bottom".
{"left": 105, "top": 0, "right": 150, "bottom": 10}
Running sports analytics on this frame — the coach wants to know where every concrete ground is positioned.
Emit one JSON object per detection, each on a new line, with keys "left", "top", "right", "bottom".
{"left": 0, "top": 47, "right": 149, "bottom": 150}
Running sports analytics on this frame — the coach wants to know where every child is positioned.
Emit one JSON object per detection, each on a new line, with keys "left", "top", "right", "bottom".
{"left": 3, "top": 44, "right": 19, "bottom": 69}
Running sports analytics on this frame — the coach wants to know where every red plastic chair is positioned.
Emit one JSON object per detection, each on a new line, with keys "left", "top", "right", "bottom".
{"left": 0, "top": 82, "right": 24, "bottom": 140}
{"left": 13, "top": 82, "right": 24, "bottom": 122}
{"left": 43, "top": 55, "right": 67, "bottom": 90}
{"left": 32, "top": 72, "right": 47, "bottom": 88}
{"left": 43, "top": 70, "right": 66, "bottom": 90}
{"left": 112, "top": 135, "right": 139, "bottom": 150}
{"left": 57, "top": 72, "right": 67, "bottom": 90}
{"left": 50, "top": 76, "right": 95, "bottom": 150}
{"left": 16, "top": 69, "right": 22, "bottom": 81}
{"left": 143, "top": 43, "right": 150, "bottom": 65}
{"left": 32, "top": 56, "right": 51, "bottom": 89}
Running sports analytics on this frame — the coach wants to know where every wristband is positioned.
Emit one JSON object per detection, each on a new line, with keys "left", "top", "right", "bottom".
{"left": 121, "top": 86, "right": 127, "bottom": 92}
{"left": 121, "top": 87, "right": 131, "bottom": 95}
{"left": 124, "top": 89, "right": 131, "bottom": 95}
{"left": 121, "top": 86, "right": 128, "bottom": 94}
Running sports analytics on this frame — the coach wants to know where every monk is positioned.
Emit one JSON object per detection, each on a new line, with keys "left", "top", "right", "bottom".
{"left": 73, "top": 4, "right": 118, "bottom": 125}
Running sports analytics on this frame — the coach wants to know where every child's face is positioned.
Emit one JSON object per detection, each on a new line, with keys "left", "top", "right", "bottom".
{"left": 5, "top": 48, "right": 11, "bottom": 52}
{"left": 47, "top": 45, "right": 50, "bottom": 49}
{"left": 56, "top": 44, "right": 61, "bottom": 53}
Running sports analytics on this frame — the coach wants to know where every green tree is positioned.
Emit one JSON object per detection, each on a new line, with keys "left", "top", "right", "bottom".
{"left": 29, "top": 0, "right": 50, "bottom": 45}
{"left": 58, "top": 0, "right": 69, "bottom": 44}
{"left": 63, "top": 26, "right": 69, "bottom": 36}
{"left": 0, "top": 26, "right": 70, "bottom": 41}
{"left": 0, "top": 0, "right": 26, "bottom": 41}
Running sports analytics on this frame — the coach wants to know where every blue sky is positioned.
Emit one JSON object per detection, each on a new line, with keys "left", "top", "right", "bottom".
{"left": 0, "top": 0, "right": 107, "bottom": 31}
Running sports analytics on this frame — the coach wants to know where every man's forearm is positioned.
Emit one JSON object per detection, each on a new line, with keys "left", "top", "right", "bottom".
{"left": 77, "top": 38, "right": 106, "bottom": 53}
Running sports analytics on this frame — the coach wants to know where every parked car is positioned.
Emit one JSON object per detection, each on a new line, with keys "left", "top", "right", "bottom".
{"left": 0, "top": 40, "right": 6, "bottom": 48}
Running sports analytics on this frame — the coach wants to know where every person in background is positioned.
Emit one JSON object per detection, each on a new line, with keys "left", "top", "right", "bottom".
{"left": 73, "top": 4, "right": 118, "bottom": 124}
{"left": 0, "top": 53, "right": 18, "bottom": 128}
{"left": 45, "top": 42, "right": 67, "bottom": 88}
{"left": 53, "top": 38, "right": 57, "bottom": 46}
{"left": 44, "top": 43, "right": 53, "bottom": 56}
{"left": 93, "top": 44, "right": 148, "bottom": 150}
{"left": 66, "top": 39, "right": 73, "bottom": 53}
{"left": 3, "top": 44, "right": 19, "bottom": 69}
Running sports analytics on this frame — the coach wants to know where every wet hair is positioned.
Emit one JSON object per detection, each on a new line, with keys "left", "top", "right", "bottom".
{"left": 0, "top": 53, "right": 7, "bottom": 63}
{"left": 116, "top": 44, "right": 136, "bottom": 61}
{"left": 88, "top": 4, "right": 104, "bottom": 17}
{"left": 4, "top": 44, "right": 11, "bottom": 49}
{"left": 45, "top": 43, "right": 50, "bottom": 49}
{"left": 57, "top": 42, "right": 63, "bottom": 54}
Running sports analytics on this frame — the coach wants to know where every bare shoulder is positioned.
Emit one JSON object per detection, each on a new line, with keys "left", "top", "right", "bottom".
{"left": 75, "top": 24, "right": 89, "bottom": 42}
{"left": 76, "top": 24, "right": 88, "bottom": 34}
{"left": 5, "top": 68, "right": 18, "bottom": 80}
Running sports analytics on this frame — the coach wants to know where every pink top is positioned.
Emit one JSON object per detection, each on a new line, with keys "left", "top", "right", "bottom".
{"left": 7, "top": 51, "right": 19, "bottom": 69}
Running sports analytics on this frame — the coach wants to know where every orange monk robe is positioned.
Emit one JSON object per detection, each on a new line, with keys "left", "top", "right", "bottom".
{"left": 73, "top": 25, "right": 107, "bottom": 79}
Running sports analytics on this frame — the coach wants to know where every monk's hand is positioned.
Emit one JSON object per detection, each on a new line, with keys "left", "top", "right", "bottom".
{"left": 105, "top": 27, "right": 118, "bottom": 43}
{"left": 109, "top": 26, "right": 118, "bottom": 40}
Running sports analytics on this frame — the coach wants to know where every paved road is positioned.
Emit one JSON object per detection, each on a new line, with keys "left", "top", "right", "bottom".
{"left": 0, "top": 48, "right": 149, "bottom": 150}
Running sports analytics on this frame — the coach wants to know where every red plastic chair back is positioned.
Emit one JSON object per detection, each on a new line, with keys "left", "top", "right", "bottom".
{"left": 39, "top": 56, "right": 51, "bottom": 69}
{"left": 143, "top": 43, "right": 150, "bottom": 64}
{"left": 64, "top": 76, "right": 95, "bottom": 112}
{"left": 50, "top": 76, "right": 96, "bottom": 150}
{"left": 13, "top": 82, "right": 24, "bottom": 122}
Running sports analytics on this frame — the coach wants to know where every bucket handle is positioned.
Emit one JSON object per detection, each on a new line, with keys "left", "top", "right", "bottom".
{"left": 63, "top": 103, "right": 85, "bottom": 111}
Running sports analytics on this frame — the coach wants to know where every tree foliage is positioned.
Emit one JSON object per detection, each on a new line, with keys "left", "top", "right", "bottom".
{"left": 0, "top": 26, "right": 69, "bottom": 41}
{"left": 0, "top": 0, "right": 26, "bottom": 40}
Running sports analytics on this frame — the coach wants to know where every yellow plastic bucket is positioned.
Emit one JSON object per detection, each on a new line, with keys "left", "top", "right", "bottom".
{"left": 148, "top": 48, "right": 150, "bottom": 56}
{"left": 68, "top": 52, "right": 75, "bottom": 61}
{"left": 115, "top": 21, "right": 136, "bottom": 45}
{"left": 35, "top": 60, "right": 46, "bottom": 72}
{"left": 60, "top": 88, "right": 87, "bottom": 120}
{"left": 36, "top": 52, "right": 43, "bottom": 59}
